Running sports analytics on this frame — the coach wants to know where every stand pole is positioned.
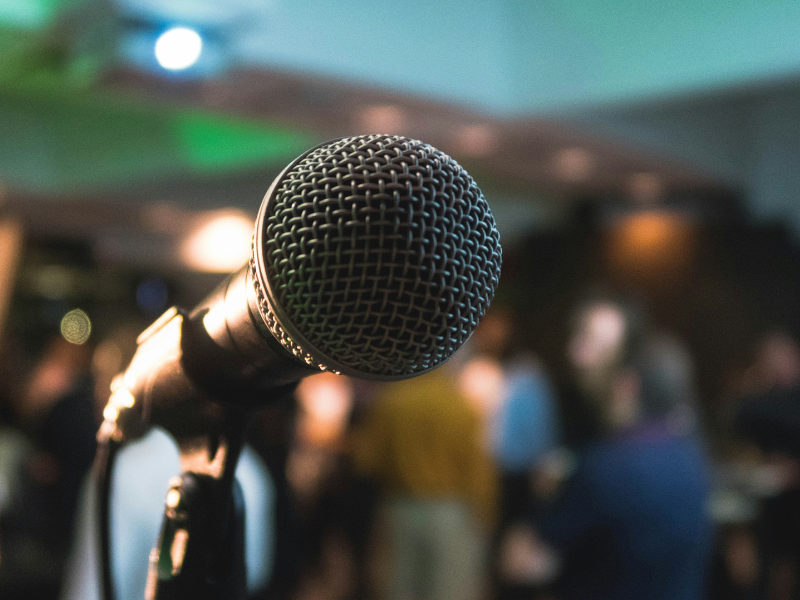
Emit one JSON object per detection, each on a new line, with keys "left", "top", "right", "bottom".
{"left": 145, "top": 413, "right": 248, "bottom": 600}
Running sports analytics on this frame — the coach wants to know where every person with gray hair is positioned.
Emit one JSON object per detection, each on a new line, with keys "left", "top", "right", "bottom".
{"left": 532, "top": 298, "right": 713, "bottom": 600}
{"left": 631, "top": 334, "right": 700, "bottom": 432}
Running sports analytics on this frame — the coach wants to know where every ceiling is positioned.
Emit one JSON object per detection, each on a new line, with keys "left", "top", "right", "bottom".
{"left": 2, "top": 0, "right": 800, "bottom": 256}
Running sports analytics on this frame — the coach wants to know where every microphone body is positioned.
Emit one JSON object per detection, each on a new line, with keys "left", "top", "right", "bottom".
{"left": 108, "top": 134, "right": 502, "bottom": 438}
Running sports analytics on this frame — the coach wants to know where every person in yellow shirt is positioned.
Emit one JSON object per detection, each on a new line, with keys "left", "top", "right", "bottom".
{"left": 353, "top": 362, "right": 497, "bottom": 600}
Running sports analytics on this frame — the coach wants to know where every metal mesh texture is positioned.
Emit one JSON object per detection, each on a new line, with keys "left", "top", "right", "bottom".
{"left": 258, "top": 134, "right": 501, "bottom": 378}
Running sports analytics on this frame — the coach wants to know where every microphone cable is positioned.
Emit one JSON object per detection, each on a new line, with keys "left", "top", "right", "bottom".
{"left": 95, "top": 425, "right": 120, "bottom": 600}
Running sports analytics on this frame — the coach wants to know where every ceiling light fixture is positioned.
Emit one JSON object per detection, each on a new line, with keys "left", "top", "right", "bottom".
{"left": 155, "top": 27, "right": 203, "bottom": 71}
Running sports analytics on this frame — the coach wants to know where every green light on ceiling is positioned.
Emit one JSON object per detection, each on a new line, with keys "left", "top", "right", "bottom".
{"left": 173, "top": 113, "right": 313, "bottom": 171}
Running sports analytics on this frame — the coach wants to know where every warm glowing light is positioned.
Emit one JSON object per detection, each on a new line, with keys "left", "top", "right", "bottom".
{"left": 155, "top": 27, "right": 202, "bottom": 71}
{"left": 358, "top": 105, "right": 406, "bottom": 134}
{"left": 170, "top": 529, "right": 189, "bottom": 575}
{"left": 617, "top": 212, "right": 683, "bottom": 253}
{"left": 459, "top": 357, "right": 504, "bottom": 417}
{"left": 103, "top": 404, "right": 119, "bottom": 422}
{"left": 606, "top": 211, "right": 694, "bottom": 283}
{"left": 296, "top": 373, "right": 354, "bottom": 445}
{"left": 553, "top": 147, "right": 595, "bottom": 182}
{"left": 182, "top": 212, "right": 253, "bottom": 272}
{"left": 111, "top": 388, "right": 136, "bottom": 409}
{"left": 110, "top": 373, "right": 124, "bottom": 393}
{"left": 166, "top": 489, "right": 182, "bottom": 509}
{"left": 60, "top": 309, "right": 91, "bottom": 344}
{"left": 454, "top": 124, "right": 500, "bottom": 157}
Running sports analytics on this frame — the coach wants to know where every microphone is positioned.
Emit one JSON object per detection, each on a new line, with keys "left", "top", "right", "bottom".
{"left": 97, "top": 134, "right": 501, "bottom": 600}
{"left": 107, "top": 134, "right": 502, "bottom": 437}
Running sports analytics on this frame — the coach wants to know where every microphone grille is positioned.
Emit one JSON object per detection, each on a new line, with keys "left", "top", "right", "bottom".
{"left": 253, "top": 135, "right": 501, "bottom": 379}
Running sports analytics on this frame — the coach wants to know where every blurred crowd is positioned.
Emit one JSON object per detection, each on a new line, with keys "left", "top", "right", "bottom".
{"left": 3, "top": 290, "right": 800, "bottom": 600}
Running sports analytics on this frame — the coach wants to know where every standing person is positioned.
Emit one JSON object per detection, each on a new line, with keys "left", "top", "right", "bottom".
{"left": 467, "top": 309, "right": 561, "bottom": 513}
{"left": 353, "top": 361, "right": 497, "bottom": 600}
{"left": 734, "top": 331, "right": 800, "bottom": 600}
{"left": 463, "top": 308, "right": 561, "bottom": 598}
{"left": 529, "top": 297, "right": 712, "bottom": 600}
{"left": 0, "top": 335, "right": 98, "bottom": 599}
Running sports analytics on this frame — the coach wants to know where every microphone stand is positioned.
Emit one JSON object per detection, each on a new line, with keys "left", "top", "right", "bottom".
{"left": 97, "top": 391, "right": 251, "bottom": 600}
{"left": 144, "top": 411, "right": 248, "bottom": 600}
{"left": 96, "top": 305, "right": 292, "bottom": 600}
{"left": 93, "top": 133, "right": 502, "bottom": 600}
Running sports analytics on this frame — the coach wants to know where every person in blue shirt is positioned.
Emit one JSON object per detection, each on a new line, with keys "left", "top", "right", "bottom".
{"left": 493, "top": 355, "right": 560, "bottom": 477}
{"left": 467, "top": 308, "right": 563, "bottom": 597}
{"left": 469, "top": 308, "right": 561, "bottom": 515}
{"left": 536, "top": 299, "right": 713, "bottom": 600}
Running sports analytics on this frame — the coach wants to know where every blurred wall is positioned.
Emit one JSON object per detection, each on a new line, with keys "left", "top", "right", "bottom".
{"left": 206, "top": 0, "right": 800, "bottom": 114}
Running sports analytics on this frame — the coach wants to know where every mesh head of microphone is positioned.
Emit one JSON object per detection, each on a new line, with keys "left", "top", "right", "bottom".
{"left": 251, "top": 134, "right": 502, "bottom": 380}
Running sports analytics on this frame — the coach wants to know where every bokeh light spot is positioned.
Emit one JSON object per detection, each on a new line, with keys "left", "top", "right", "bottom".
{"left": 155, "top": 27, "right": 203, "bottom": 71}
{"left": 182, "top": 211, "right": 253, "bottom": 272}
{"left": 60, "top": 309, "right": 91, "bottom": 345}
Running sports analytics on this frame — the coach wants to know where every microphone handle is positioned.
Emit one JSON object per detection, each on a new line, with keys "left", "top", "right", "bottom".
{"left": 109, "top": 263, "right": 315, "bottom": 442}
